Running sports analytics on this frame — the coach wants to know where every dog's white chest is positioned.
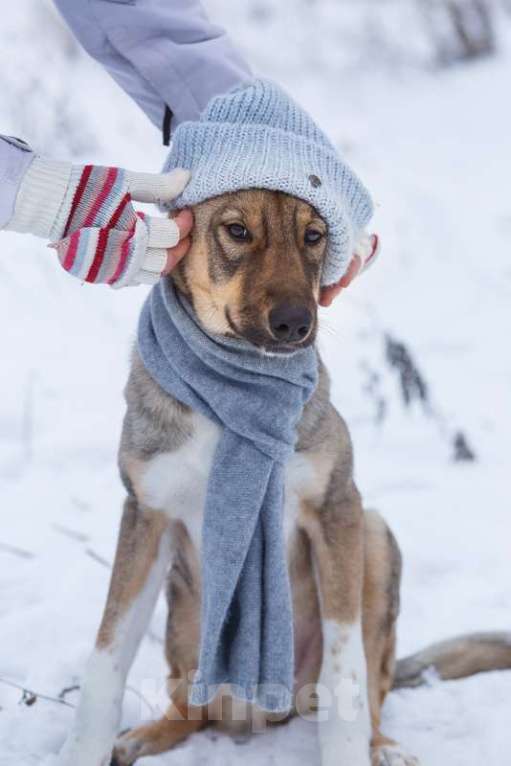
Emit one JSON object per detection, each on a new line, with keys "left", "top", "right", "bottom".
{"left": 138, "top": 412, "right": 314, "bottom": 551}
{"left": 138, "top": 412, "right": 218, "bottom": 551}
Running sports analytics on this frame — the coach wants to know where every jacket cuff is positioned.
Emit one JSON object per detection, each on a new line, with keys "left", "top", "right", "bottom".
{"left": 5, "top": 156, "right": 73, "bottom": 239}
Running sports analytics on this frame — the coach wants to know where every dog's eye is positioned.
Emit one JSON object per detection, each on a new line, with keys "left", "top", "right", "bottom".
{"left": 226, "top": 223, "right": 251, "bottom": 242}
{"left": 304, "top": 228, "right": 324, "bottom": 245}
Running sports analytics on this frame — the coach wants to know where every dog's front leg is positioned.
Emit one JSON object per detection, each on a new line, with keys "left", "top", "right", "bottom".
{"left": 57, "top": 499, "right": 172, "bottom": 766}
{"left": 303, "top": 490, "right": 371, "bottom": 766}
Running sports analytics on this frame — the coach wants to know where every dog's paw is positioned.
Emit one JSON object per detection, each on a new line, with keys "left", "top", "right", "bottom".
{"left": 372, "top": 744, "right": 420, "bottom": 766}
{"left": 111, "top": 730, "right": 143, "bottom": 766}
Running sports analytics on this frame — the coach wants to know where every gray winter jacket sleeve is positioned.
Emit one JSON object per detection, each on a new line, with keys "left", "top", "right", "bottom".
{"left": 1, "top": 0, "right": 251, "bottom": 231}
{"left": 53, "top": 0, "right": 252, "bottom": 135}
{"left": 0, "top": 137, "right": 35, "bottom": 230}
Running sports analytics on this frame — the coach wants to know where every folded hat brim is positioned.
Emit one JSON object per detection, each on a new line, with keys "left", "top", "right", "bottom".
{"left": 164, "top": 123, "right": 372, "bottom": 285}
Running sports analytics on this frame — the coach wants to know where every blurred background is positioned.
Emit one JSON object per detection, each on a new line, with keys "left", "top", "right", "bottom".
{"left": 0, "top": 2, "right": 510, "bottom": 765}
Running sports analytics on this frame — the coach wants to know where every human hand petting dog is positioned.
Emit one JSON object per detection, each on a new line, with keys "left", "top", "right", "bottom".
{"left": 3, "top": 140, "right": 376, "bottom": 299}
{"left": 319, "top": 232, "right": 380, "bottom": 307}
{"left": 5, "top": 156, "right": 193, "bottom": 287}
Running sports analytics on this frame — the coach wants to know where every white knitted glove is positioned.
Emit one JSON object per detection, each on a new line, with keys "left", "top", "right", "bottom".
{"left": 6, "top": 156, "right": 190, "bottom": 287}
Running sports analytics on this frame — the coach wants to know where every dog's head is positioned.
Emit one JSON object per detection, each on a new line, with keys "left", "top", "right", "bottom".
{"left": 171, "top": 189, "right": 328, "bottom": 354}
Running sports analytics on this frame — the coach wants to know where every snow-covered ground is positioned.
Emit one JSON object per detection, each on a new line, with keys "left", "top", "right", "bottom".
{"left": 1, "top": 2, "right": 510, "bottom": 765}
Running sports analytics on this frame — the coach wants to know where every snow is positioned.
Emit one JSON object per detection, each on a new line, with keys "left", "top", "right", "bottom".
{"left": 1, "top": 2, "right": 510, "bottom": 765}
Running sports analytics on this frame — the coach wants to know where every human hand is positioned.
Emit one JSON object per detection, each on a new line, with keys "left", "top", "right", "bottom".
{"left": 319, "top": 233, "right": 379, "bottom": 307}
{"left": 7, "top": 157, "right": 192, "bottom": 287}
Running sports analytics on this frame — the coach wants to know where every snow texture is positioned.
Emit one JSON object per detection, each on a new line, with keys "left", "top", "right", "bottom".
{"left": 1, "top": 2, "right": 510, "bottom": 765}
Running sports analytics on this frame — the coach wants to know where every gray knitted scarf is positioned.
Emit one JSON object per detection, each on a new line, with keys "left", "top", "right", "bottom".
{"left": 138, "top": 280, "right": 318, "bottom": 712}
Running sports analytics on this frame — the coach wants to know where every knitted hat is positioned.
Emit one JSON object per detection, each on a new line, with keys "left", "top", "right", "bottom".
{"left": 163, "top": 79, "right": 373, "bottom": 286}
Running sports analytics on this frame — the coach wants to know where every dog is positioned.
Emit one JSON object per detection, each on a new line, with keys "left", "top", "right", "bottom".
{"left": 56, "top": 189, "right": 511, "bottom": 766}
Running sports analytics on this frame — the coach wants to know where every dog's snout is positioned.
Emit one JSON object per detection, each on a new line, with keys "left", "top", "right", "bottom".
{"left": 269, "top": 303, "right": 312, "bottom": 344}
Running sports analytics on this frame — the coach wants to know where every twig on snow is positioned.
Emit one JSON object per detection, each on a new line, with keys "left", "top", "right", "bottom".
{"left": 85, "top": 548, "right": 111, "bottom": 569}
{"left": 0, "top": 541, "right": 35, "bottom": 559}
{"left": 58, "top": 684, "right": 80, "bottom": 701}
{"left": 0, "top": 677, "right": 156, "bottom": 717}
{"left": 0, "top": 676, "right": 75, "bottom": 708}
{"left": 52, "top": 523, "right": 89, "bottom": 543}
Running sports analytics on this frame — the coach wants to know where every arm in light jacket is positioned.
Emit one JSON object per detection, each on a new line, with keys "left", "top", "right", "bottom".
{"left": 1, "top": 0, "right": 251, "bottom": 230}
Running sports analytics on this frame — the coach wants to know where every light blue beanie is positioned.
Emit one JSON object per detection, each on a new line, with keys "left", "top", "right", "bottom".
{"left": 163, "top": 79, "right": 373, "bottom": 286}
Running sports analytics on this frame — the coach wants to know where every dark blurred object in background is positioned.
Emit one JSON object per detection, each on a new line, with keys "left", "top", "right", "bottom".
{"left": 421, "top": 0, "right": 496, "bottom": 64}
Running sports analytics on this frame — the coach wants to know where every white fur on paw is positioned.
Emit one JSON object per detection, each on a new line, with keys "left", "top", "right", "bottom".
{"left": 375, "top": 744, "right": 420, "bottom": 766}
{"left": 112, "top": 732, "right": 143, "bottom": 766}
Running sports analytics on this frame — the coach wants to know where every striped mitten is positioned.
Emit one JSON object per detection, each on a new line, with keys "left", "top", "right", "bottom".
{"left": 6, "top": 156, "right": 190, "bottom": 287}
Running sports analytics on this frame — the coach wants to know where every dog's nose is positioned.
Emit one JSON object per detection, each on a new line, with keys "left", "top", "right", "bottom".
{"left": 269, "top": 304, "right": 312, "bottom": 343}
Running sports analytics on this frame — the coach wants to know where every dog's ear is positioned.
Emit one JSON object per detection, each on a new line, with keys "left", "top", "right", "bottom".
{"left": 319, "top": 234, "right": 379, "bottom": 307}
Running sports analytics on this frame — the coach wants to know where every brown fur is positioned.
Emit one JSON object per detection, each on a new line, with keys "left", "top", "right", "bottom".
{"left": 88, "top": 190, "right": 509, "bottom": 766}
{"left": 173, "top": 190, "right": 325, "bottom": 350}
{"left": 393, "top": 632, "right": 511, "bottom": 689}
{"left": 96, "top": 501, "right": 169, "bottom": 649}
{"left": 106, "top": 190, "right": 405, "bottom": 765}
